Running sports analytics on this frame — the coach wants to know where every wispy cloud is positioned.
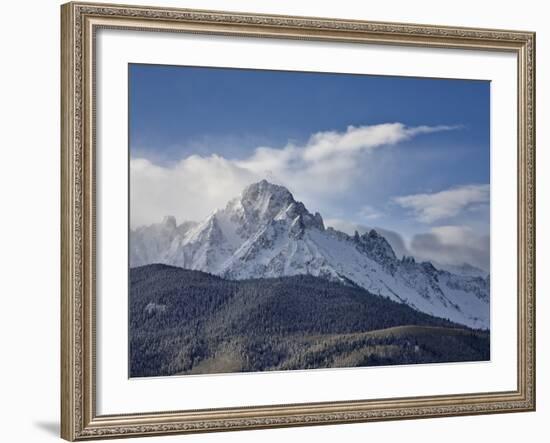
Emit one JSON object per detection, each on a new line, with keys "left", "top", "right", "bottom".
{"left": 393, "top": 184, "right": 489, "bottom": 223}
{"left": 299, "top": 123, "right": 459, "bottom": 162}
{"left": 410, "top": 226, "right": 490, "bottom": 272}
{"left": 238, "top": 123, "right": 458, "bottom": 184}
{"left": 131, "top": 123, "right": 455, "bottom": 227}
{"left": 358, "top": 205, "right": 383, "bottom": 220}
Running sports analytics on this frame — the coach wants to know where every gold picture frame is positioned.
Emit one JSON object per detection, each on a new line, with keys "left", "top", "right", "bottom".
{"left": 61, "top": 2, "right": 536, "bottom": 440}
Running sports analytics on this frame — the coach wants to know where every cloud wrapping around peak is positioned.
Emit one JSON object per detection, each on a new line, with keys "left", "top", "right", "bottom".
{"left": 325, "top": 219, "right": 489, "bottom": 272}
{"left": 130, "top": 117, "right": 489, "bottom": 272}
{"left": 393, "top": 184, "right": 490, "bottom": 223}
{"left": 410, "top": 226, "right": 490, "bottom": 272}
{"left": 131, "top": 122, "right": 455, "bottom": 227}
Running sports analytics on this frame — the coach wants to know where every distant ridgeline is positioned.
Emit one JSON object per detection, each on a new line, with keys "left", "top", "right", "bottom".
{"left": 130, "top": 264, "right": 489, "bottom": 377}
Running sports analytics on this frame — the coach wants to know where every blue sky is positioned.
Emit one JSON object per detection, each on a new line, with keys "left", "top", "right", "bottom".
{"left": 130, "top": 64, "right": 490, "bottom": 270}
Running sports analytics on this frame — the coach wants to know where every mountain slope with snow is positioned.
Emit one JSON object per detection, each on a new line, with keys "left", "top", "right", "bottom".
{"left": 130, "top": 180, "right": 490, "bottom": 329}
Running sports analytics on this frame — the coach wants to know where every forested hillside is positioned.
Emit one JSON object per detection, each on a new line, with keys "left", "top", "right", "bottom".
{"left": 130, "top": 264, "right": 489, "bottom": 377}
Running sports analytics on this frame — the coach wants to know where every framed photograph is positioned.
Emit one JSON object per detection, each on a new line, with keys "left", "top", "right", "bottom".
{"left": 61, "top": 2, "right": 536, "bottom": 440}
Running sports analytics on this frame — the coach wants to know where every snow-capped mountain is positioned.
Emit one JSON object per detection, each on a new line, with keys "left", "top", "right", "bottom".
{"left": 130, "top": 180, "right": 489, "bottom": 329}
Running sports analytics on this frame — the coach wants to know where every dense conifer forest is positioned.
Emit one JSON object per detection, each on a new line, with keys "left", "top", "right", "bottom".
{"left": 130, "top": 264, "right": 489, "bottom": 377}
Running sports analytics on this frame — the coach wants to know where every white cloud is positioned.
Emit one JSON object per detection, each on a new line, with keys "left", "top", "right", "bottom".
{"left": 410, "top": 225, "right": 490, "bottom": 272}
{"left": 130, "top": 156, "right": 257, "bottom": 228}
{"left": 300, "top": 123, "right": 457, "bottom": 162}
{"left": 358, "top": 205, "right": 383, "bottom": 220}
{"left": 429, "top": 225, "right": 476, "bottom": 244}
{"left": 236, "top": 123, "right": 457, "bottom": 188}
{"left": 393, "top": 184, "right": 489, "bottom": 223}
{"left": 131, "top": 123, "right": 457, "bottom": 227}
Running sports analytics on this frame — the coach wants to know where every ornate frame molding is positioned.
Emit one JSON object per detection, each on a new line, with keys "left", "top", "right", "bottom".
{"left": 61, "top": 2, "right": 535, "bottom": 440}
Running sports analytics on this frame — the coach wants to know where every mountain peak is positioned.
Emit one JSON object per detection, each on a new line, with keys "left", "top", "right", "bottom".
{"left": 161, "top": 215, "right": 177, "bottom": 229}
{"left": 238, "top": 180, "right": 296, "bottom": 221}
{"left": 241, "top": 180, "right": 326, "bottom": 231}
{"left": 353, "top": 228, "right": 397, "bottom": 263}
{"left": 242, "top": 180, "right": 294, "bottom": 203}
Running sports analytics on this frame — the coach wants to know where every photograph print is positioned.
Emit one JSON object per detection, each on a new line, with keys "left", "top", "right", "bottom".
{"left": 129, "top": 64, "right": 490, "bottom": 378}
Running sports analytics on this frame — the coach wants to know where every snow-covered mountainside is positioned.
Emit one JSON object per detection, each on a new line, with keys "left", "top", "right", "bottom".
{"left": 130, "top": 180, "right": 490, "bottom": 329}
{"left": 433, "top": 262, "right": 489, "bottom": 279}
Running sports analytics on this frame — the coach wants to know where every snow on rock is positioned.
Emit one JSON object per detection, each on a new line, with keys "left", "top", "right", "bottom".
{"left": 130, "top": 180, "right": 490, "bottom": 329}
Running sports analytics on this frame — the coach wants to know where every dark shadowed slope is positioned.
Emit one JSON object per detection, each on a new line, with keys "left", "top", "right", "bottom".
{"left": 130, "top": 264, "right": 489, "bottom": 377}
